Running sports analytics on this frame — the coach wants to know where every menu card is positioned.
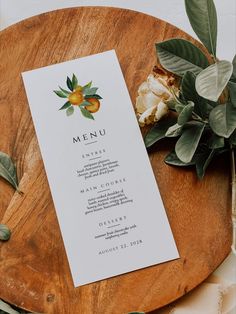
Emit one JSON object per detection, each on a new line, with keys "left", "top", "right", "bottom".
{"left": 22, "top": 50, "right": 179, "bottom": 287}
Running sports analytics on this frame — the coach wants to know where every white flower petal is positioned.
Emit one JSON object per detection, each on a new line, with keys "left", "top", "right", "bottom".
{"left": 147, "top": 74, "right": 172, "bottom": 100}
{"left": 135, "top": 91, "right": 160, "bottom": 114}
{"left": 138, "top": 81, "right": 149, "bottom": 95}
{"left": 155, "top": 101, "right": 169, "bottom": 121}
{"left": 139, "top": 105, "right": 157, "bottom": 126}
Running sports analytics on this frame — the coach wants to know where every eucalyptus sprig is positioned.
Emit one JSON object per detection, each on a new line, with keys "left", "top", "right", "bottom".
{"left": 144, "top": 0, "right": 236, "bottom": 253}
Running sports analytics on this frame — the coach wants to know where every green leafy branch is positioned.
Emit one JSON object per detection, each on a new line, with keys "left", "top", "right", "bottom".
{"left": 145, "top": 0, "right": 236, "bottom": 180}
{"left": 54, "top": 74, "right": 102, "bottom": 119}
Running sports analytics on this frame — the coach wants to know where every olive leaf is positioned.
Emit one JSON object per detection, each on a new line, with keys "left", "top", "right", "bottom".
{"left": 175, "top": 122, "right": 205, "bottom": 163}
{"left": 144, "top": 117, "right": 177, "bottom": 148}
{"left": 209, "top": 102, "right": 236, "bottom": 138}
{"left": 0, "top": 224, "right": 11, "bottom": 241}
{"left": 72, "top": 74, "right": 78, "bottom": 90}
{"left": 66, "top": 76, "right": 73, "bottom": 91}
{"left": 196, "top": 60, "right": 233, "bottom": 101}
{"left": 185, "top": 0, "right": 217, "bottom": 57}
{"left": 66, "top": 106, "right": 74, "bottom": 116}
{"left": 156, "top": 39, "right": 209, "bottom": 76}
{"left": 177, "top": 101, "right": 194, "bottom": 125}
{"left": 0, "top": 152, "right": 19, "bottom": 191}
{"left": 59, "top": 101, "right": 71, "bottom": 110}
{"left": 80, "top": 107, "right": 94, "bottom": 120}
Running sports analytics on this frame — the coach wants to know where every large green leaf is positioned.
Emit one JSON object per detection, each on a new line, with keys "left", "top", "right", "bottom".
{"left": 177, "top": 101, "right": 194, "bottom": 125}
{"left": 0, "top": 152, "right": 19, "bottom": 190}
{"left": 228, "top": 81, "right": 236, "bottom": 107}
{"left": 165, "top": 123, "right": 183, "bottom": 137}
{"left": 196, "top": 61, "right": 233, "bottom": 101}
{"left": 144, "top": 117, "right": 177, "bottom": 148}
{"left": 156, "top": 39, "right": 209, "bottom": 76}
{"left": 185, "top": 0, "right": 217, "bottom": 56}
{"left": 195, "top": 146, "right": 215, "bottom": 179}
{"left": 209, "top": 102, "right": 236, "bottom": 138}
{"left": 175, "top": 122, "right": 205, "bottom": 163}
{"left": 181, "top": 71, "right": 210, "bottom": 118}
{"left": 165, "top": 151, "right": 195, "bottom": 166}
{"left": 232, "top": 55, "right": 236, "bottom": 81}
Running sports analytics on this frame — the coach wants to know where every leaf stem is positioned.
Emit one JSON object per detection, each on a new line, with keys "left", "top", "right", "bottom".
{"left": 230, "top": 145, "right": 236, "bottom": 255}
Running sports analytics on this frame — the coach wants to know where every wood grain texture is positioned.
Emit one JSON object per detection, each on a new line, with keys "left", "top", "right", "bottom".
{"left": 0, "top": 7, "right": 232, "bottom": 314}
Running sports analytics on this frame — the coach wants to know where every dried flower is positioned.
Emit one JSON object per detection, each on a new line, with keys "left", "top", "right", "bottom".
{"left": 135, "top": 66, "right": 179, "bottom": 126}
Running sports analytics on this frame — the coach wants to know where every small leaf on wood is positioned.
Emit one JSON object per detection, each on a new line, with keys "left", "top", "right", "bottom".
{"left": 177, "top": 101, "right": 194, "bottom": 125}
{"left": 144, "top": 117, "right": 177, "bottom": 148}
{"left": 66, "top": 76, "right": 73, "bottom": 91}
{"left": 196, "top": 61, "right": 233, "bottom": 102}
{"left": 156, "top": 39, "right": 209, "bottom": 77}
{"left": 0, "top": 224, "right": 11, "bottom": 241}
{"left": 80, "top": 107, "right": 94, "bottom": 120}
{"left": 66, "top": 106, "right": 74, "bottom": 116}
{"left": 185, "top": 0, "right": 217, "bottom": 57}
{"left": 59, "top": 101, "right": 71, "bottom": 110}
{"left": 0, "top": 152, "right": 19, "bottom": 190}
{"left": 175, "top": 122, "right": 205, "bottom": 163}
{"left": 209, "top": 102, "right": 236, "bottom": 138}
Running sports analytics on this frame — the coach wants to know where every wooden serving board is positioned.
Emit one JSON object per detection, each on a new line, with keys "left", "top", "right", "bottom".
{"left": 0, "top": 7, "right": 232, "bottom": 314}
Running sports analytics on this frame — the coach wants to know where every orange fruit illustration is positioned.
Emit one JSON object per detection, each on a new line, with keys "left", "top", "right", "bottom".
{"left": 68, "top": 91, "right": 84, "bottom": 105}
{"left": 85, "top": 98, "right": 100, "bottom": 113}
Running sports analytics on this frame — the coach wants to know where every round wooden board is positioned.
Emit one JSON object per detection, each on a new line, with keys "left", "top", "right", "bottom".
{"left": 0, "top": 7, "right": 232, "bottom": 314}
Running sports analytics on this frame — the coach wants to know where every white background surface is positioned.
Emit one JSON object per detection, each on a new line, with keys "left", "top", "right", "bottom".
{"left": 0, "top": 0, "right": 235, "bottom": 308}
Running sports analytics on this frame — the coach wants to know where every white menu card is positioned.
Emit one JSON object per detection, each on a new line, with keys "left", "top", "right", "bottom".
{"left": 22, "top": 50, "right": 179, "bottom": 287}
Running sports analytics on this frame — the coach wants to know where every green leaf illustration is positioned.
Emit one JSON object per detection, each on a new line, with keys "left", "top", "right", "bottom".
{"left": 0, "top": 224, "right": 11, "bottom": 241}
{"left": 72, "top": 74, "right": 78, "bottom": 90}
{"left": 84, "top": 87, "right": 98, "bottom": 96}
{"left": 80, "top": 107, "right": 94, "bottom": 120}
{"left": 67, "top": 76, "right": 73, "bottom": 91}
{"left": 177, "top": 101, "right": 195, "bottom": 125}
{"left": 185, "top": 0, "right": 217, "bottom": 57}
{"left": 54, "top": 90, "right": 67, "bottom": 98}
{"left": 59, "top": 86, "right": 70, "bottom": 95}
{"left": 66, "top": 106, "right": 74, "bottom": 116}
{"left": 156, "top": 39, "right": 209, "bottom": 76}
{"left": 79, "top": 101, "right": 93, "bottom": 107}
{"left": 209, "top": 102, "right": 236, "bottom": 138}
{"left": 0, "top": 152, "right": 19, "bottom": 190}
{"left": 196, "top": 60, "right": 233, "bottom": 101}
{"left": 59, "top": 101, "right": 71, "bottom": 110}
{"left": 165, "top": 151, "right": 195, "bottom": 166}
{"left": 84, "top": 94, "right": 103, "bottom": 100}
{"left": 144, "top": 117, "right": 177, "bottom": 147}
{"left": 83, "top": 81, "right": 92, "bottom": 90}
{"left": 175, "top": 122, "right": 205, "bottom": 163}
